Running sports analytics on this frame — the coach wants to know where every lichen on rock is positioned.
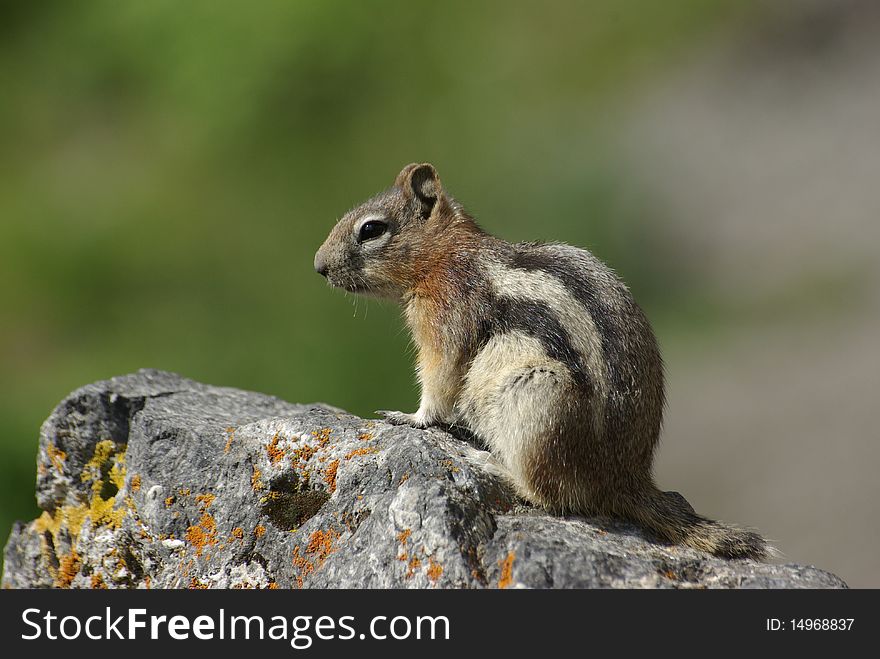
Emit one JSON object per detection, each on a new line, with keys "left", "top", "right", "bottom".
{"left": 2, "top": 369, "right": 847, "bottom": 589}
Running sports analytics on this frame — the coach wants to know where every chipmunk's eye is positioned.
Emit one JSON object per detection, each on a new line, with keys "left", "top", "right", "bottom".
{"left": 358, "top": 220, "right": 387, "bottom": 243}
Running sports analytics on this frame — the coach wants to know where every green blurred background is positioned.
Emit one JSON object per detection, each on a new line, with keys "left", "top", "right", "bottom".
{"left": 3, "top": 0, "right": 878, "bottom": 586}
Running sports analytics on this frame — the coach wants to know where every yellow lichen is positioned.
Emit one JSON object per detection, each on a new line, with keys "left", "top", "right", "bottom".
{"left": 88, "top": 490, "right": 126, "bottom": 528}
{"left": 33, "top": 439, "right": 129, "bottom": 559}
{"left": 80, "top": 439, "right": 117, "bottom": 484}
{"left": 109, "top": 461, "right": 126, "bottom": 490}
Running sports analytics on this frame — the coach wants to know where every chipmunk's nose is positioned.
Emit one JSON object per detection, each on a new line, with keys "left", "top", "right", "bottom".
{"left": 314, "top": 253, "right": 329, "bottom": 277}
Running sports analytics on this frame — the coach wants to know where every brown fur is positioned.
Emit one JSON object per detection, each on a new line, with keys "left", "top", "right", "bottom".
{"left": 315, "top": 163, "right": 769, "bottom": 560}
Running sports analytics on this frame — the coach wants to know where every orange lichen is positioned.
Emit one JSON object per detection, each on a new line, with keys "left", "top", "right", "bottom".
{"left": 231, "top": 527, "right": 244, "bottom": 540}
{"left": 311, "top": 428, "right": 332, "bottom": 447}
{"left": 251, "top": 466, "right": 264, "bottom": 491}
{"left": 292, "top": 528, "right": 341, "bottom": 587}
{"left": 177, "top": 488, "right": 191, "bottom": 497}
{"left": 185, "top": 512, "right": 218, "bottom": 556}
{"left": 164, "top": 496, "right": 175, "bottom": 507}
{"left": 427, "top": 558, "right": 443, "bottom": 583}
{"left": 267, "top": 582, "right": 279, "bottom": 590}
{"left": 55, "top": 549, "right": 81, "bottom": 588}
{"left": 195, "top": 493, "right": 216, "bottom": 511}
{"left": 189, "top": 577, "right": 209, "bottom": 589}
{"left": 399, "top": 472, "right": 410, "bottom": 485}
{"left": 266, "top": 433, "right": 286, "bottom": 464}
{"left": 292, "top": 547, "right": 313, "bottom": 574}
{"left": 406, "top": 556, "right": 422, "bottom": 578}
{"left": 396, "top": 528, "right": 411, "bottom": 561}
{"left": 498, "top": 551, "right": 516, "bottom": 589}
{"left": 357, "top": 432, "right": 373, "bottom": 441}
{"left": 130, "top": 474, "right": 142, "bottom": 492}
{"left": 345, "top": 446, "right": 379, "bottom": 460}
{"left": 90, "top": 573, "right": 107, "bottom": 589}
{"left": 305, "top": 528, "right": 340, "bottom": 564}
{"left": 46, "top": 442, "right": 67, "bottom": 473}
{"left": 290, "top": 445, "right": 317, "bottom": 470}
{"left": 323, "top": 460, "right": 340, "bottom": 493}
{"left": 254, "top": 525, "right": 266, "bottom": 539}
{"left": 441, "top": 459, "right": 460, "bottom": 474}
{"left": 224, "top": 427, "right": 236, "bottom": 454}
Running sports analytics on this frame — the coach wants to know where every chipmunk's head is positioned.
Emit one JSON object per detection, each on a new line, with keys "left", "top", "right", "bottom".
{"left": 314, "top": 162, "right": 457, "bottom": 299}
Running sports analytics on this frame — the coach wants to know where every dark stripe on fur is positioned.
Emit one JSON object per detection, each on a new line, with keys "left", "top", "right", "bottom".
{"left": 475, "top": 295, "right": 591, "bottom": 390}
{"left": 509, "top": 247, "right": 625, "bottom": 386}
{"left": 507, "top": 243, "right": 665, "bottom": 468}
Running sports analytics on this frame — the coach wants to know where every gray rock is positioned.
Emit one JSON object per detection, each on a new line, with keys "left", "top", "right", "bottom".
{"left": 2, "top": 370, "right": 846, "bottom": 589}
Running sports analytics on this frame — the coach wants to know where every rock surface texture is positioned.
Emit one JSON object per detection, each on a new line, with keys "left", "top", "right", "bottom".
{"left": 2, "top": 370, "right": 846, "bottom": 589}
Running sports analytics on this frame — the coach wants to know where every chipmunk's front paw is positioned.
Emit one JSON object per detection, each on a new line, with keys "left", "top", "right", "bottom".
{"left": 376, "top": 410, "right": 428, "bottom": 429}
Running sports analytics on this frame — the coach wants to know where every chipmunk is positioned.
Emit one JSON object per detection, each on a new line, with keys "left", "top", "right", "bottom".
{"left": 314, "top": 162, "right": 768, "bottom": 560}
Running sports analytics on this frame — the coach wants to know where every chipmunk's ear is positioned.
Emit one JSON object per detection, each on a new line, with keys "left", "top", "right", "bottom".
{"left": 395, "top": 163, "right": 441, "bottom": 217}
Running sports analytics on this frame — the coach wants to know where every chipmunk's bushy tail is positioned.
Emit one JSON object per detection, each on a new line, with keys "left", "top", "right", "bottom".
{"left": 626, "top": 487, "right": 770, "bottom": 560}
